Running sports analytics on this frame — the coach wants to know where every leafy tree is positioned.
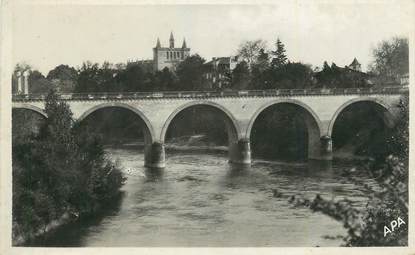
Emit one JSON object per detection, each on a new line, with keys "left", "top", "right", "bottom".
{"left": 230, "top": 61, "right": 251, "bottom": 90}
{"left": 385, "top": 95, "right": 409, "bottom": 161}
{"left": 116, "top": 63, "right": 149, "bottom": 92}
{"left": 262, "top": 62, "right": 315, "bottom": 89}
{"left": 175, "top": 54, "right": 208, "bottom": 90}
{"left": 236, "top": 40, "right": 267, "bottom": 69}
{"left": 271, "top": 38, "right": 288, "bottom": 68}
{"left": 47, "top": 65, "right": 78, "bottom": 93}
{"left": 47, "top": 64, "right": 78, "bottom": 81}
{"left": 369, "top": 37, "right": 409, "bottom": 84}
{"left": 12, "top": 90, "right": 124, "bottom": 243}
{"left": 28, "top": 71, "right": 54, "bottom": 94}
{"left": 252, "top": 48, "right": 270, "bottom": 73}
{"left": 75, "top": 61, "right": 156, "bottom": 93}
{"left": 323, "top": 61, "right": 331, "bottom": 71}
{"left": 152, "top": 67, "right": 177, "bottom": 91}
{"left": 74, "top": 62, "right": 101, "bottom": 92}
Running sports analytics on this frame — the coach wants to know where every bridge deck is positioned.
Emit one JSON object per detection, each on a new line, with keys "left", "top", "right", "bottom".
{"left": 12, "top": 87, "right": 408, "bottom": 101}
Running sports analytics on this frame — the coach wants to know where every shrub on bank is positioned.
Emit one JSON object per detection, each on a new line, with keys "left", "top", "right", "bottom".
{"left": 12, "top": 90, "right": 125, "bottom": 243}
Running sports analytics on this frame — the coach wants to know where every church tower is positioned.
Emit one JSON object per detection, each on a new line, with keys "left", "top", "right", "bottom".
{"left": 169, "top": 32, "right": 175, "bottom": 48}
{"left": 153, "top": 32, "right": 190, "bottom": 71}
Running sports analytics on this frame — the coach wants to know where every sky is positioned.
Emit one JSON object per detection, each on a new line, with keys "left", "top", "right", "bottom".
{"left": 11, "top": 1, "right": 413, "bottom": 74}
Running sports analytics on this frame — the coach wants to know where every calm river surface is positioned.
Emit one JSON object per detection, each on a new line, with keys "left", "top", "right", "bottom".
{"left": 34, "top": 146, "right": 373, "bottom": 247}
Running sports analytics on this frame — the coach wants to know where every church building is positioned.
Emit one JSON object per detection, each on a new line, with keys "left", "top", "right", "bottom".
{"left": 153, "top": 32, "right": 190, "bottom": 71}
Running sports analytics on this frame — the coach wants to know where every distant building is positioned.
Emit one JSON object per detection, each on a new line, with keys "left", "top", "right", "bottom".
{"left": 153, "top": 32, "right": 190, "bottom": 71}
{"left": 348, "top": 58, "right": 362, "bottom": 72}
{"left": 204, "top": 56, "right": 239, "bottom": 89}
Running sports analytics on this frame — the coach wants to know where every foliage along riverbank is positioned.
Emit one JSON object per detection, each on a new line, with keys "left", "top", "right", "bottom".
{"left": 12, "top": 90, "right": 125, "bottom": 246}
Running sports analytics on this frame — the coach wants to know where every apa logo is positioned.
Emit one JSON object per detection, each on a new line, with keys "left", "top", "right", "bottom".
{"left": 384, "top": 217, "right": 406, "bottom": 237}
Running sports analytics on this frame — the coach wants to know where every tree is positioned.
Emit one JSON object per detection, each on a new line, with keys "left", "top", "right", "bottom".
{"left": 47, "top": 64, "right": 78, "bottom": 81}
{"left": 262, "top": 62, "right": 315, "bottom": 89}
{"left": 12, "top": 90, "right": 124, "bottom": 243}
{"left": 47, "top": 65, "right": 78, "bottom": 93}
{"left": 315, "top": 61, "right": 370, "bottom": 88}
{"left": 271, "top": 38, "right": 288, "bottom": 68}
{"left": 75, "top": 62, "right": 101, "bottom": 92}
{"left": 237, "top": 40, "right": 267, "bottom": 69}
{"left": 323, "top": 61, "right": 331, "bottom": 72}
{"left": 152, "top": 67, "right": 177, "bottom": 91}
{"left": 230, "top": 61, "right": 251, "bottom": 90}
{"left": 28, "top": 71, "right": 54, "bottom": 94}
{"left": 385, "top": 95, "right": 409, "bottom": 161}
{"left": 116, "top": 63, "right": 149, "bottom": 92}
{"left": 252, "top": 48, "right": 270, "bottom": 73}
{"left": 369, "top": 37, "right": 409, "bottom": 84}
{"left": 175, "top": 54, "right": 208, "bottom": 90}
{"left": 250, "top": 49, "right": 271, "bottom": 89}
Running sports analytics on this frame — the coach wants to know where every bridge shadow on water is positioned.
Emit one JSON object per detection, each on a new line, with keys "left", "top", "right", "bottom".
{"left": 144, "top": 167, "right": 165, "bottom": 182}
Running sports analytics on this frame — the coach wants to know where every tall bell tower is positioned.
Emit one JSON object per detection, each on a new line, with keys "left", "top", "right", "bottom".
{"left": 169, "top": 32, "right": 175, "bottom": 48}
{"left": 153, "top": 32, "right": 190, "bottom": 71}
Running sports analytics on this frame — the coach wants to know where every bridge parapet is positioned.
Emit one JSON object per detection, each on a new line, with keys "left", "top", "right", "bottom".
{"left": 12, "top": 86, "right": 408, "bottom": 102}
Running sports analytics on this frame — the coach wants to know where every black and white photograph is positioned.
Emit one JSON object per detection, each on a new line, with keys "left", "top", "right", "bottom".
{"left": 0, "top": 0, "right": 413, "bottom": 253}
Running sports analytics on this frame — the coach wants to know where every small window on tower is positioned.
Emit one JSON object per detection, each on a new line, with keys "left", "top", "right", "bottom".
{"left": 166, "top": 52, "right": 169, "bottom": 59}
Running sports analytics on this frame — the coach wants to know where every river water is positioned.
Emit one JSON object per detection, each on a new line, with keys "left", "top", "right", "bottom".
{"left": 33, "top": 146, "right": 373, "bottom": 247}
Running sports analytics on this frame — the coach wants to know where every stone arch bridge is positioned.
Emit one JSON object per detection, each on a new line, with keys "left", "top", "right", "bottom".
{"left": 12, "top": 87, "right": 407, "bottom": 168}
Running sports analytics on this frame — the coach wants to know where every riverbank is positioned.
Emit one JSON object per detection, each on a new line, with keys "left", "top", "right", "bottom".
{"left": 13, "top": 191, "right": 125, "bottom": 246}
{"left": 13, "top": 212, "right": 77, "bottom": 246}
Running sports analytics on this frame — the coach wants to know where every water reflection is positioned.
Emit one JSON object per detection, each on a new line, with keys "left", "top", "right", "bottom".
{"left": 144, "top": 167, "right": 164, "bottom": 182}
{"left": 227, "top": 163, "right": 251, "bottom": 177}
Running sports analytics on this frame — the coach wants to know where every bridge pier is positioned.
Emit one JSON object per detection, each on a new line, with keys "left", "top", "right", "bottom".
{"left": 144, "top": 142, "right": 166, "bottom": 168}
{"left": 229, "top": 138, "right": 251, "bottom": 165}
{"left": 320, "top": 135, "right": 333, "bottom": 160}
{"left": 309, "top": 135, "right": 333, "bottom": 161}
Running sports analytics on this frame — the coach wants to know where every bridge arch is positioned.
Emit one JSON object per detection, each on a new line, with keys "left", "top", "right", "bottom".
{"left": 247, "top": 99, "right": 323, "bottom": 160}
{"left": 12, "top": 104, "right": 47, "bottom": 118}
{"left": 246, "top": 99, "right": 323, "bottom": 139}
{"left": 77, "top": 102, "right": 156, "bottom": 144}
{"left": 160, "top": 101, "right": 241, "bottom": 143}
{"left": 327, "top": 97, "right": 396, "bottom": 137}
